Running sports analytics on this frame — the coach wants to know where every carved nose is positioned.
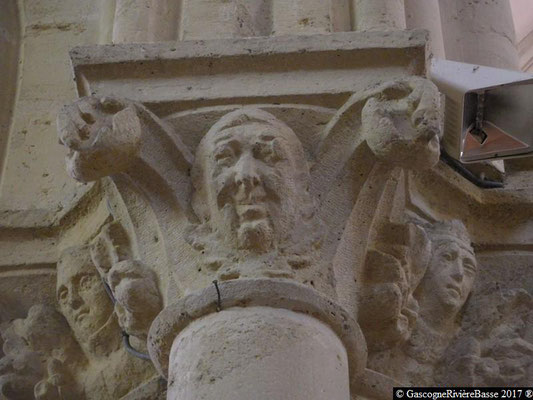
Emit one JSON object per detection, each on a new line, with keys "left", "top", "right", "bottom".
{"left": 235, "top": 156, "right": 260, "bottom": 189}
{"left": 450, "top": 261, "right": 464, "bottom": 282}
{"left": 67, "top": 289, "right": 83, "bottom": 310}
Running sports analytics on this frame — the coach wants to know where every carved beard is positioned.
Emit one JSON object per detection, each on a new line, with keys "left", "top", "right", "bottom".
{"left": 214, "top": 170, "right": 283, "bottom": 253}
{"left": 237, "top": 219, "right": 273, "bottom": 253}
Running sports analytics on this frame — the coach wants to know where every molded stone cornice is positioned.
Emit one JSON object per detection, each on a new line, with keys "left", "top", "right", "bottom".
{"left": 69, "top": 30, "right": 427, "bottom": 113}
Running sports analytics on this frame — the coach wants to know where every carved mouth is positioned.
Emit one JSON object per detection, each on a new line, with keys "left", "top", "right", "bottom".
{"left": 75, "top": 308, "right": 89, "bottom": 323}
{"left": 235, "top": 205, "right": 267, "bottom": 221}
{"left": 446, "top": 284, "right": 461, "bottom": 297}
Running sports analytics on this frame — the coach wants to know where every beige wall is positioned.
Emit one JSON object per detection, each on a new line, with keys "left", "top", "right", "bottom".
{"left": 0, "top": 0, "right": 103, "bottom": 223}
{"left": 0, "top": 0, "right": 22, "bottom": 194}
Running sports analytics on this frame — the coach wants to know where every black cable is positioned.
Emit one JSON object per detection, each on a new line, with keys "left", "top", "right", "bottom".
{"left": 212, "top": 280, "right": 222, "bottom": 312}
{"left": 102, "top": 278, "right": 116, "bottom": 304}
{"left": 101, "top": 278, "right": 151, "bottom": 361}
{"left": 122, "top": 332, "right": 152, "bottom": 361}
{"left": 440, "top": 149, "right": 504, "bottom": 189}
{"left": 101, "top": 278, "right": 224, "bottom": 362}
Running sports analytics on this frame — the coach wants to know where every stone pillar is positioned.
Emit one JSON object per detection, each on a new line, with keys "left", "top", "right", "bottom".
{"left": 112, "top": 0, "right": 181, "bottom": 43}
{"left": 168, "top": 307, "right": 350, "bottom": 400}
{"left": 272, "top": 0, "right": 351, "bottom": 35}
{"left": 148, "top": 280, "right": 367, "bottom": 400}
{"left": 404, "top": 0, "right": 445, "bottom": 58}
{"left": 180, "top": 0, "right": 272, "bottom": 40}
{"left": 439, "top": 0, "right": 519, "bottom": 70}
{"left": 0, "top": 0, "right": 20, "bottom": 176}
{"left": 353, "top": 0, "right": 406, "bottom": 31}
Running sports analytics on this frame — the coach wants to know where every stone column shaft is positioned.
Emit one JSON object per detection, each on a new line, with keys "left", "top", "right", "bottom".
{"left": 272, "top": 0, "right": 351, "bottom": 35}
{"left": 404, "top": 0, "right": 446, "bottom": 58}
{"left": 113, "top": 0, "right": 181, "bottom": 43}
{"left": 439, "top": 0, "right": 519, "bottom": 69}
{"left": 167, "top": 307, "right": 350, "bottom": 400}
{"left": 148, "top": 280, "right": 367, "bottom": 400}
{"left": 180, "top": 0, "right": 272, "bottom": 40}
{"left": 353, "top": 0, "right": 406, "bottom": 31}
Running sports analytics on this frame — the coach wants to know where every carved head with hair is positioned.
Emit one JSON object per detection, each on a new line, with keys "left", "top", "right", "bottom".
{"left": 416, "top": 220, "right": 477, "bottom": 322}
{"left": 56, "top": 246, "right": 117, "bottom": 356}
{"left": 190, "top": 108, "right": 316, "bottom": 254}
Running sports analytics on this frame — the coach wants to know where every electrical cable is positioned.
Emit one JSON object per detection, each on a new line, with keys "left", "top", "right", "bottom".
{"left": 440, "top": 149, "right": 504, "bottom": 189}
{"left": 101, "top": 278, "right": 152, "bottom": 361}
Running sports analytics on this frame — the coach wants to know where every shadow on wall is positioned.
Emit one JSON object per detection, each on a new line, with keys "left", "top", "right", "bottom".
{"left": 0, "top": 0, "right": 21, "bottom": 186}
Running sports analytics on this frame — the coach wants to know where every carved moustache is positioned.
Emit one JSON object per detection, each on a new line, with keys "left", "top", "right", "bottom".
{"left": 215, "top": 169, "right": 283, "bottom": 210}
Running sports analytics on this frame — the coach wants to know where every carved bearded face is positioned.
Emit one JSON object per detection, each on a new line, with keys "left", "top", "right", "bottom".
{"left": 192, "top": 110, "right": 311, "bottom": 253}
{"left": 56, "top": 247, "right": 114, "bottom": 343}
{"left": 422, "top": 237, "right": 477, "bottom": 314}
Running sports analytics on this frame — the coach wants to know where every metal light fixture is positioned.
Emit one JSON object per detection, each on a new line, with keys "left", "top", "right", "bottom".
{"left": 429, "top": 59, "right": 533, "bottom": 163}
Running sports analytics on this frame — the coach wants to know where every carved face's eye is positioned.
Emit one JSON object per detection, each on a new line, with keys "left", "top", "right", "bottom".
{"left": 79, "top": 274, "right": 95, "bottom": 291}
{"left": 442, "top": 252, "right": 455, "bottom": 262}
{"left": 214, "top": 147, "right": 236, "bottom": 166}
{"left": 58, "top": 286, "right": 68, "bottom": 303}
{"left": 253, "top": 143, "right": 271, "bottom": 161}
{"left": 253, "top": 141, "right": 283, "bottom": 164}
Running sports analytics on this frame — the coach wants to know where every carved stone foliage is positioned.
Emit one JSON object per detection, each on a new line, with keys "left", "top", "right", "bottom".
{"left": 57, "top": 95, "right": 194, "bottom": 217}
{"left": 0, "top": 305, "right": 84, "bottom": 399}
{"left": 439, "top": 288, "right": 533, "bottom": 386}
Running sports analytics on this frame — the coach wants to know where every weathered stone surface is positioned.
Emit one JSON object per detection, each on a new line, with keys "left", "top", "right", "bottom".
{"left": 148, "top": 278, "right": 367, "bottom": 383}
{"left": 361, "top": 220, "right": 478, "bottom": 385}
{"left": 168, "top": 306, "right": 350, "bottom": 400}
{"left": 69, "top": 30, "right": 427, "bottom": 110}
{"left": 1, "top": 1, "right": 532, "bottom": 398}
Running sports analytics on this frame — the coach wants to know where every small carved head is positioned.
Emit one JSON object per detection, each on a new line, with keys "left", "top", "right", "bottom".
{"left": 90, "top": 222, "right": 162, "bottom": 338}
{"left": 191, "top": 108, "right": 313, "bottom": 253}
{"left": 57, "top": 96, "right": 142, "bottom": 182}
{"left": 107, "top": 260, "right": 162, "bottom": 338}
{"left": 362, "top": 78, "right": 442, "bottom": 169}
{"left": 418, "top": 220, "right": 477, "bottom": 317}
{"left": 56, "top": 246, "right": 114, "bottom": 344}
